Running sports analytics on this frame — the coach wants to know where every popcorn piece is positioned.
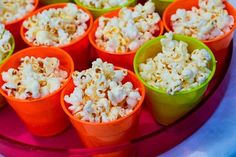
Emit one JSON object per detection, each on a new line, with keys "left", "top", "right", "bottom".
{"left": 78, "top": 0, "right": 128, "bottom": 9}
{"left": 0, "top": 24, "right": 12, "bottom": 62}
{"left": 0, "top": 0, "right": 35, "bottom": 23}
{"left": 64, "top": 59, "right": 142, "bottom": 123}
{"left": 23, "top": 3, "right": 90, "bottom": 47}
{"left": 1, "top": 56, "right": 68, "bottom": 99}
{"left": 139, "top": 32, "right": 212, "bottom": 95}
{"left": 171, "top": 0, "right": 234, "bottom": 40}
{"left": 95, "top": 0, "right": 161, "bottom": 53}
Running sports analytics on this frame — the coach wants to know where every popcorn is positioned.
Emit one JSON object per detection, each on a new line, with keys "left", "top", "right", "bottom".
{"left": 95, "top": 0, "right": 161, "bottom": 53}
{"left": 1, "top": 56, "right": 68, "bottom": 99}
{"left": 171, "top": 0, "right": 234, "bottom": 40}
{"left": 78, "top": 0, "right": 128, "bottom": 9}
{"left": 0, "top": 0, "right": 35, "bottom": 23}
{"left": 23, "top": 3, "right": 90, "bottom": 47}
{"left": 139, "top": 32, "right": 212, "bottom": 95}
{"left": 0, "top": 24, "right": 12, "bottom": 62}
{"left": 64, "top": 59, "right": 141, "bottom": 123}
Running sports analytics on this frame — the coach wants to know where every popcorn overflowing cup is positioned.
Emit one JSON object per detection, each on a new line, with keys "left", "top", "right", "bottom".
{"left": 134, "top": 34, "right": 216, "bottom": 125}
{"left": 0, "top": 47, "right": 74, "bottom": 136}
{"left": 20, "top": 3, "right": 93, "bottom": 71}
{"left": 89, "top": 1, "right": 164, "bottom": 71}
{"left": 163, "top": 0, "right": 236, "bottom": 76}
{"left": 74, "top": 0, "right": 137, "bottom": 19}
{"left": 61, "top": 60, "right": 145, "bottom": 156}
{"left": 2, "top": 0, "right": 38, "bottom": 51}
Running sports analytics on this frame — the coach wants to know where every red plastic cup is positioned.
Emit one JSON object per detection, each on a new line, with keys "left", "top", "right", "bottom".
{"left": 61, "top": 67, "right": 145, "bottom": 156}
{"left": 3, "top": 0, "right": 39, "bottom": 52}
{"left": 20, "top": 3, "right": 94, "bottom": 71}
{"left": 0, "top": 47, "right": 74, "bottom": 136}
{"left": 89, "top": 9, "right": 164, "bottom": 71}
{"left": 163, "top": 0, "right": 236, "bottom": 77}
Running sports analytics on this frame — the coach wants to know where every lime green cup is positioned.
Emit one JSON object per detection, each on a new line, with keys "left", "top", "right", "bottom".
{"left": 152, "top": 0, "right": 174, "bottom": 16}
{"left": 74, "top": 0, "right": 137, "bottom": 19}
{"left": 40, "top": 0, "right": 72, "bottom": 5}
{"left": 134, "top": 34, "right": 216, "bottom": 126}
{"left": 0, "top": 36, "right": 15, "bottom": 109}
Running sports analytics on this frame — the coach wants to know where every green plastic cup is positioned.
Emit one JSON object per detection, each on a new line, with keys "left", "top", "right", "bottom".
{"left": 153, "top": 0, "right": 174, "bottom": 16}
{"left": 74, "top": 0, "right": 137, "bottom": 19}
{"left": 0, "top": 36, "right": 15, "bottom": 108}
{"left": 40, "top": 0, "right": 72, "bottom": 5}
{"left": 134, "top": 34, "right": 216, "bottom": 125}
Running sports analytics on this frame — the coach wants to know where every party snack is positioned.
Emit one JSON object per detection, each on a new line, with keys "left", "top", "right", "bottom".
{"left": 0, "top": 0, "right": 35, "bottom": 23}
{"left": 78, "top": 0, "right": 128, "bottom": 9}
{"left": 171, "top": 0, "right": 234, "bottom": 40}
{"left": 0, "top": 24, "right": 12, "bottom": 62}
{"left": 64, "top": 59, "right": 141, "bottom": 123}
{"left": 1, "top": 56, "right": 68, "bottom": 99}
{"left": 139, "top": 32, "right": 212, "bottom": 95}
{"left": 23, "top": 3, "right": 90, "bottom": 46}
{"left": 95, "top": 0, "right": 161, "bottom": 53}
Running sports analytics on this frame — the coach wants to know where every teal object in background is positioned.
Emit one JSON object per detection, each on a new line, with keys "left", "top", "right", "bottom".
{"left": 74, "top": 0, "right": 137, "bottom": 19}
{"left": 134, "top": 34, "right": 216, "bottom": 126}
{"left": 152, "top": 0, "right": 174, "bottom": 16}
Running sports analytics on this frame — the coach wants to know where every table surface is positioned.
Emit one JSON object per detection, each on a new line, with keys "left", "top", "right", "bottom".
{"left": 160, "top": 1, "right": 236, "bottom": 157}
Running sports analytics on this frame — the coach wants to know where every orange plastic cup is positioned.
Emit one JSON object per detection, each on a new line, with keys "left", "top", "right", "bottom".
{"left": 3, "top": 0, "right": 38, "bottom": 52}
{"left": 89, "top": 9, "right": 164, "bottom": 71}
{"left": 61, "top": 67, "right": 145, "bottom": 150}
{"left": 0, "top": 47, "right": 74, "bottom": 136}
{"left": 20, "top": 3, "right": 94, "bottom": 71}
{"left": 163, "top": 0, "right": 236, "bottom": 76}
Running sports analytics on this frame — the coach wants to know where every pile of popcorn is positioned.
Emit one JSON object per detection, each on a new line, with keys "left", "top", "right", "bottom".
{"left": 139, "top": 32, "right": 212, "bottom": 95}
{"left": 0, "top": 24, "right": 12, "bottom": 62}
{"left": 95, "top": 0, "right": 161, "bottom": 53}
{"left": 64, "top": 59, "right": 142, "bottom": 123}
{"left": 171, "top": 0, "right": 234, "bottom": 40}
{"left": 0, "top": 0, "right": 35, "bottom": 23}
{"left": 23, "top": 3, "right": 90, "bottom": 47}
{"left": 1, "top": 56, "right": 68, "bottom": 99}
{"left": 78, "top": 0, "right": 128, "bottom": 9}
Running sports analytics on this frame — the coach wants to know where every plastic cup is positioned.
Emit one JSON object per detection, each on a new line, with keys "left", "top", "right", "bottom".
{"left": 3, "top": 0, "right": 38, "bottom": 52}
{"left": 0, "top": 36, "right": 15, "bottom": 109}
{"left": 153, "top": 0, "right": 174, "bottom": 16}
{"left": 61, "top": 67, "right": 145, "bottom": 150}
{"left": 74, "top": 0, "right": 137, "bottom": 19}
{"left": 0, "top": 47, "right": 74, "bottom": 136}
{"left": 20, "top": 3, "right": 93, "bottom": 71}
{"left": 134, "top": 34, "right": 216, "bottom": 125}
{"left": 163, "top": 0, "right": 236, "bottom": 77}
{"left": 89, "top": 9, "right": 164, "bottom": 71}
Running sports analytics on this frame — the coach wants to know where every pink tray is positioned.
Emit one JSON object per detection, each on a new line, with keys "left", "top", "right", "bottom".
{"left": 0, "top": 42, "right": 233, "bottom": 157}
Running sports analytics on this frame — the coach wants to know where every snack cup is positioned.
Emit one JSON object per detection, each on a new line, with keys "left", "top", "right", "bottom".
{"left": 74, "top": 0, "right": 137, "bottom": 19}
{"left": 89, "top": 9, "right": 164, "bottom": 71}
{"left": 4, "top": 0, "right": 38, "bottom": 52}
{"left": 20, "top": 3, "right": 93, "bottom": 71}
{"left": 0, "top": 47, "right": 74, "bottom": 136}
{"left": 0, "top": 36, "right": 15, "bottom": 109}
{"left": 163, "top": 0, "right": 236, "bottom": 76}
{"left": 153, "top": 0, "right": 174, "bottom": 16}
{"left": 61, "top": 67, "right": 145, "bottom": 154}
{"left": 134, "top": 34, "right": 216, "bottom": 125}
{"left": 40, "top": 0, "right": 72, "bottom": 5}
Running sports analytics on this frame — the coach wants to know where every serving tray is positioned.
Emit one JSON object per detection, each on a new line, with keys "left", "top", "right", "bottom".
{"left": 0, "top": 41, "right": 234, "bottom": 157}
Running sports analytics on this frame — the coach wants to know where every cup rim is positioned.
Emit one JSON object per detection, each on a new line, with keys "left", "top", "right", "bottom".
{"left": 74, "top": 0, "right": 136, "bottom": 12}
{"left": 3, "top": 0, "right": 39, "bottom": 26}
{"left": 20, "top": 3, "right": 94, "bottom": 49}
{"left": 0, "top": 46, "right": 74, "bottom": 103}
{"left": 134, "top": 34, "right": 217, "bottom": 95}
{"left": 163, "top": 0, "right": 236, "bottom": 43}
{"left": 0, "top": 36, "right": 15, "bottom": 65}
{"left": 88, "top": 8, "right": 164, "bottom": 56}
{"left": 61, "top": 66, "right": 146, "bottom": 126}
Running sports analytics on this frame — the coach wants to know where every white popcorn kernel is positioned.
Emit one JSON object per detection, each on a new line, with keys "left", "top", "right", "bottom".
{"left": 65, "top": 59, "right": 142, "bottom": 123}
